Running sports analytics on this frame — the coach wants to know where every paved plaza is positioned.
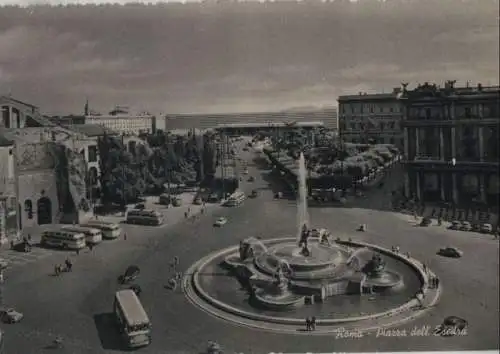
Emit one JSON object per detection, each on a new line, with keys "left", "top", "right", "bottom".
{"left": 1, "top": 146, "right": 498, "bottom": 353}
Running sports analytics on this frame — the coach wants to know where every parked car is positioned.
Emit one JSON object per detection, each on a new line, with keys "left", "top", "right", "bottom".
{"left": 207, "top": 193, "right": 220, "bottom": 203}
{"left": 420, "top": 217, "right": 432, "bottom": 227}
{"left": 134, "top": 203, "right": 146, "bottom": 210}
{"left": 480, "top": 223, "right": 493, "bottom": 234}
{"left": 243, "top": 169, "right": 249, "bottom": 175}
{"left": 242, "top": 147, "right": 249, "bottom": 151}
{"left": 193, "top": 197, "right": 203, "bottom": 205}
{"left": 0, "top": 308, "right": 24, "bottom": 324}
{"left": 436, "top": 316, "right": 468, "bottom": 336}
{"left": 247, "top": 176, "right": 255, "bottom": 182}
{"left": 448, "top": 221, "right": 461, "bottom": 230}
{"left": 172, "top": 197, "right": 182, "bottom": 207}
{"left": 214, "top": 217, "right": 228, "bottom": 227}
{"left": 460, "top": 221, "right": 472, "bottom": 232}
{"left": 159, "top": 194, "right": 171, "bottom": 205}
{"left": 437, "top": 247, "right": 463, "bottom": 258}
{"left": 249, "top": 190, "right": 258, "bottom": 198}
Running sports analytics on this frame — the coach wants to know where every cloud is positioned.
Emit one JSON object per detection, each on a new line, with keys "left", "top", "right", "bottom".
{"left": 0, "top": 2, "right": 498, "bottom": 114}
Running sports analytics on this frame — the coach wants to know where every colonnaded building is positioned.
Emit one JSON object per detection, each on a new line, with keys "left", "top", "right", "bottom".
{"left": 399, "top": 81, "right": 499, "bottom": 209}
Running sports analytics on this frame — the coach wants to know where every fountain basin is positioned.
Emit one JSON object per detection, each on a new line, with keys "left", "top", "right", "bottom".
{"left": 252, "top": 290, "right": 306, "bottom": 311}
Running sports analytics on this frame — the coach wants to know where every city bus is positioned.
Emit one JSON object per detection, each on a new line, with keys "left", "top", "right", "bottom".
{"left": 80, "top": 221, "right": 121, "bottom": 240}
{"left": 40, "top": 228, "right": 86, "bottom": 250}
{"left": 61, "top": 225, "right": 103, "bottom": 245}
{"left": 126, "top": 209, "right": 164, "bottom": 226}
{"left": 114, "top": 289, "right": 151, "bottom": 348}
{"left": 223, "top": 191, "right": 246, "bottom": 207}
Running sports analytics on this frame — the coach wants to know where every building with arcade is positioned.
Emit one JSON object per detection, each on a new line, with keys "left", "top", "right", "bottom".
{"left": 399, "top": 81, "right": 499, "bottom": 210}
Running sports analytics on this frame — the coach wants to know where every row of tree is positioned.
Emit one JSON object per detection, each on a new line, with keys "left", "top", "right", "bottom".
{"left": 97, "top": 130, "right": 219, "bottom": 205}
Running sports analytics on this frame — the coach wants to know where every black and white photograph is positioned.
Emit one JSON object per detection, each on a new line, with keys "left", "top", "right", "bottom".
{"left": 0, "top": 0, "right": 498, "bottom": 353}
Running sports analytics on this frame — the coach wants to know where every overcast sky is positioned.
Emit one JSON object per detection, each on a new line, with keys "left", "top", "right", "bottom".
{"left": 0, "top": 0, "right": 498, "bottom": 115}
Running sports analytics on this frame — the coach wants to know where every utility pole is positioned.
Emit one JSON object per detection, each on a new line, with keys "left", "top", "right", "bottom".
{"left": 121, "top": 134, "right": 127, "bottom": 211}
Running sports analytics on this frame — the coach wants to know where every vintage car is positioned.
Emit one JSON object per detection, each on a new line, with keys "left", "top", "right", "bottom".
{"left": 249, "top": 190, "right": 258, "bottom": 198}
{"left": 448, "top": 221, "right": 461, "bottom": 231}
{"left": 437, "top": 247, "right": 463, "bottom": 258}
{"left": 480, "top": 223, "right": 493, "bottom": 234}
{"left": 435, "top": 316, "right": 468, "bottom": 337}
{"left": 214, "top": 217, "right": 228, "bottom": 227}
{"left": 420, "top": 217, "right": 432, "bottom": 227}
{"left": 0, "top": 308, "right": 24, "bottom": 324}
{"left": 118, "top": 265, "right": 140, "bottom": 284}
{"left": 459, "top": 221, "right": 472, "bottom": 232}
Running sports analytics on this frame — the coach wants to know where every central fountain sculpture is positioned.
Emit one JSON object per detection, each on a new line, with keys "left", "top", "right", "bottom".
{"left": 224, "top": 152, "right": 403, "bottom": 310}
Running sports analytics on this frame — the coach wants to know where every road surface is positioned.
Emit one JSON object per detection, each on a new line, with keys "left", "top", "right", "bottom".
{"left": 1, "top": 144, "right": 498, "bottom": 353}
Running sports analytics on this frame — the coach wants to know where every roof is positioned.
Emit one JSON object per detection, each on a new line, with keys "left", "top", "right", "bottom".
{"left": 115, "top": 290, "right": 149, "bottom": 326}
{"left": 338, "top": 93, "right": 400, "bottom": 102}
{"left": 0, "top": 134, "right": 14, "bottom": 147}
{"left": 216, "top": 121, "right": 324, "bottom": 129}
{"left": 0, "top": 95, "right": 39, "bottom": 109}
{"left": 66, "top": 124, "right": 117, "bottom": 137}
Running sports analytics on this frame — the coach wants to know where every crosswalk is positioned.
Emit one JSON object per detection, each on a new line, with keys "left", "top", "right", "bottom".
{"left": 0, "top": 247, "right": 56, "bottom": 269}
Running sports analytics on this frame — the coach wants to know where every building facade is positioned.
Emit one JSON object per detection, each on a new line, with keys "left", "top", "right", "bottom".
{"left": 400, "top": 81, "right": 499, "bottom": 208}
{"left": 164, "top": 108, "right": 338, "bottom": 131}
{"left": 338, "top": 88, "right": 404, "bottom": 149}
{"left": 85, "top": 107, "right": 156, "bottom": 135}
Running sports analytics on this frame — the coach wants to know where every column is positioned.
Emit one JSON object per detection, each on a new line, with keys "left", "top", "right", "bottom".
{"left": 451, "top": 127, "right": 456, "bottom": 160}
{"left": 0, "top": 199, "right": 7, "bottom": 245}
{"left": 439, "top": 128, "right": 445, "bottom": 161}
{"left": 440, "top": 174, "right": 445, "bottom": 200}
{"left": 479, "top": 174, "right": 487, "bottom": 203}
{"left": 415, "top": 128, "right": 420, "bottom": 156}
{"left": 403, "top": 127, "right": 409, "bottom": 159}
{"left": 452, "top": 173, "right": 458, "bottom": 204}
{"left": 416, "top": 171, "right": 421, "bottom": 200}
{"left": 8, "top": 106, "right": 13, "bottom": 129}
{"left": 478, "top": 127, "right": 484, "bottom": 162}
{"left": 404, "top": 171, "right": 410, "bottom": 198}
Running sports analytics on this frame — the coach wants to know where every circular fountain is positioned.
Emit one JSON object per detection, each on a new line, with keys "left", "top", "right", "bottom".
{"left": 184, "top": 152, "right": 437, "bottom": 332}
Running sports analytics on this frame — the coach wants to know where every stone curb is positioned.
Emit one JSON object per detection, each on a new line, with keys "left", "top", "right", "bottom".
{"left": 183, "top": 237, "right": 438, "bottom": 331}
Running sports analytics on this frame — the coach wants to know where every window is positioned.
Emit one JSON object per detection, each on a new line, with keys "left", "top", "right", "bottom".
{"left": 465, "top": 107, "right": 472, "bottom": 118}
{"left": 24, "top": 199, "right": 33, "bottom": 219}
{"left": 390, "top": 107, "right": 394, "bottom": 113}
{"left": 425, "top": 108, "right": 431, "bottom": 120}
{"left": 379, "top": 107, "right": 383, "bottom": 113}
{"left": 370, "top": 106, "right": 374, "bottom": 113}
{"left": 88, "top": 146, "right": 98, "bottom": 162}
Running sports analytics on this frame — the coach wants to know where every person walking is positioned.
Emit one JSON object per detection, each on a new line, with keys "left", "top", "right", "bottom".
{"left": 123, "top": 233, "right": 127, "bottom": 241}
{"left": 305, "top": 317, "right": 311, "bottom": 331}
{"left": 88, "top": 243, "right": 93, "bottom": 252}
{"left": 76, "top": 248, "right": 80, "bottom": 256}
{"left": 311, "top": 316, "right": 317, "bottom": 331}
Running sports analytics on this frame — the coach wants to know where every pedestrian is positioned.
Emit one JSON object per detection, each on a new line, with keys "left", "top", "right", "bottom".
{"left": 176, "top": 272, "right": 182, "bottom": 281}
{"left": 435, "top": 277, "right": 440, "bottom": 288}
{"left": 184, "top": 211, "right": 188, "bottom": 219}
{"left": 76, "top": 248, "right": 80, "bottom": 256}
{"left": 406, "top": 252, "right": 411, "bottom": 258}
{"left": 423, "top": 263, "right": 428, "bottom": 273}
{"left": 201, "top": 207, "right": 204, "bottom": 214}
{"left": 27, "top": 234, "right": 32, "bottom": 242}
{"left": 311, "top": 316, "right": 317, "bottom": 331}
{"left": 0, "top": 271, "right": 4, "bottom": 284}
{"left": 10, "top": 240, "right": 14, "bottom": 250}
{"left": 188, "top": 207, "right": 191, "bottom": 214}
{"left": 124, "top": 233, "right": 127, "bottom": 241}
{"left": 305, "top": 317, "right": 311, "bottom": 331}
{"left": 88, "top": 243, "right": 93, "bottom": 251}
{"left": 54, "top": 264, "right": 59, "bottom": 276}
